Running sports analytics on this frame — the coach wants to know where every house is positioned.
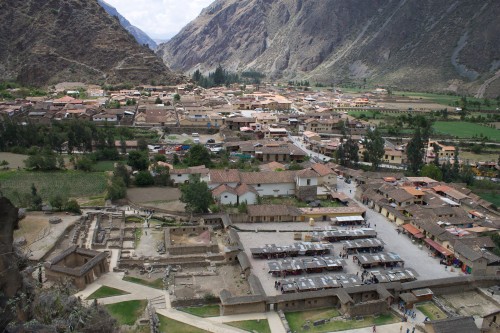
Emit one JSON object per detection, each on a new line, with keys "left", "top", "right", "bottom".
{"left": 382, "top": 148, "right": 403, "bottom": 165}
{"left": 304, "top": 118, "right": 341, "bottom": 133}
{"left": 453, "top": 241, "right": 500, "bottom": 276}
{"left": 254, "top": 143, "right": 307, "bottom": 163}
{"left": 171, "top": 165, "right": 210, "bottom": 185}
{"left": 259, "top": 161, "right": 286, "bottom": 172}
{"left": 212, "top": 183, "right": 259, "bottom": 205}
{"left": 311, "top": 163, "right": 337, "bottom": 187}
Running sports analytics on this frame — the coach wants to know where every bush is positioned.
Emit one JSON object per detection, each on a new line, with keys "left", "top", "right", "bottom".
{"left": 65, "top": 199, "right": 81, "bottom": 214}
{"left": 134, "top": 171, "right": 154, "bottom": 187}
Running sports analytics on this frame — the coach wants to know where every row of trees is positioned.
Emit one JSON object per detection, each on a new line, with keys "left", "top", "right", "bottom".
{"left": 191, "top": 66, "right": 265, "bottom": 88}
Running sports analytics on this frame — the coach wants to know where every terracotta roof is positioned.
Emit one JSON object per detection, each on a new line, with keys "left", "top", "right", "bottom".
{"left": 212, "top": 184, "right": 237, "bottom": 197}
{"left": 235, "top": 183, "right": 258, "bottom": 196}
{"left": 296, "top": 169, "right": 319, "bottom": 178}
{"left": 401, "top": 187, "right": 425, "bottom": 196}
{"left": 259, "top": 161, "right": 286, "bottom": 171}
{"left": 300, "top": 206, "right": 366, "bottom": 215}
{"left": 209, "top": 169, "right": 241, "bottom": 183}
{"left": 311, "top": 163, "right": 334, "bottom": 176}
{"left": 240, "top": 170, "right": 296, "bottom": 184}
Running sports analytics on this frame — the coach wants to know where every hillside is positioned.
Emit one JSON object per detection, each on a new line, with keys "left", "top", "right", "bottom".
{"left": 158, "top": 0, "right": 500, "bottom": 97}
{"left": 0, "top": 0, "right": 178, "bottom": 87}
{"left": 98, "top": 0, "right": 157, "bottom": 49}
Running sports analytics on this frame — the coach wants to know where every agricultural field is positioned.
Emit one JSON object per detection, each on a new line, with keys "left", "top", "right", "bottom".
{"left": 0, "top": 170, "right": 108, "bottom": 206}
{"left": 416, "top": 302, "right": 447, "bottom": 320}
{"left": 0, "top": 152, "right": 28, "bottom": 169}
{"left": 433, "top": 122, "right": 500, "bottom": 141}
{"left": 393, "top": 91, "right": 498, "bottom": 110}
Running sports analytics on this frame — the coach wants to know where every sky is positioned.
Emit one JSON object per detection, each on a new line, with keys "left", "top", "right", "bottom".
{"left": 104, "top": 0, "right": 214, "bottom": 40}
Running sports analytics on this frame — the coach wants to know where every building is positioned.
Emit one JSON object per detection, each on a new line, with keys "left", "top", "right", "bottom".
{"left": 44, "top": 246, "right": 108, "bottom": 290}
{"left": 171, "top": 166, "right": 210, "bottom": 185}
{"left": 212, "top": 183, "right": 259, "bottom": 205}
{"left": 423, "top": 316, "right": 479, "bottom": 333}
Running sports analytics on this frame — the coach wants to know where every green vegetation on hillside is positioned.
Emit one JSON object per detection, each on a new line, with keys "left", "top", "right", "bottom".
{"left": 123, "top": 276, "right": 164, "bottom": 290}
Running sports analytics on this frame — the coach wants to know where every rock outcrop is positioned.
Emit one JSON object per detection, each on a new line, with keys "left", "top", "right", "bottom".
{"left": 0, "top": 0, "right": 178, "bottom": 87}
{"left": 158, "top": 0, "right": 500, "bottom": 97}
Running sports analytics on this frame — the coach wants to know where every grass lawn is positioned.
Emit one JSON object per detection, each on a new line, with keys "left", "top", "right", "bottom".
{"left": 93, "top": 160, "right": 116, "bottom": 172}
{"left": 477, "top": 192, "right": 500, "bottom": 207}
{"left": 0, "top": 170, "right": 107, "bottom": 206}
{"left": 86, "top": 286, "right": 129, "bottom": 300}
{"left": 433, "top": 121, "right": 500, "bottom": 141}
{"left": 158, "top": 315, "right": 210, "bottom": 333}
{"left": 286, "top": 309, "right": 398, "bottom": 333}
{"left": 227, "top": 319, "right": 271, "bottom": 333}
{"left": 123, "top": 276, "right": 164, "bottom": 290}
{"left": 179, "top": 305, "right": 220, "bottom": 318}
{"left": 105, "top": 300, "right": 148, "bottom": 326}
{"left": 416, "top": 302, "right": 447, "bottom": 321}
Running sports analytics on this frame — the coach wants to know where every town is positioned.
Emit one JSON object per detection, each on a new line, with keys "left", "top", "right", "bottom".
{"left": 1, "top": 80, "right": 500, "bottom": 333}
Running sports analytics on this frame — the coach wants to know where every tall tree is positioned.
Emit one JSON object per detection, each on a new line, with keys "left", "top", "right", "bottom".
{"left": 180, "top": 175, "right": 213, "bottom": 213}
{"left": 185, "top": 144, "right": 212, "bottom": 167}
{"left": 406, "top": 128, "right": 425, "bottom": 175}
{"left": 364, "top": 128, "right": 385, "bottom": 170}
{"left": 212, "top": 64, "right": 225, "bottom": 86}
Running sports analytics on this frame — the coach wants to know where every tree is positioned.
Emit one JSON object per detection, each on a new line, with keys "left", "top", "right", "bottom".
{"left": 173, "top": 93, "right": 181, "bottom": 103}
{"left": 336, "top": 138, "right": 359, "bottom": 168}
{"left": 212, "top": 64, "right": 225, "bottom": 86}
{"left": 173, "top": 153, "right": 180, "bottom": 165}
{"left": 180, "top": 175, "right": 213, "bottom": 213}
{"left": 65, "top": 199, "right": 81, "bottom": 214}
{"left": 364, "top": 128, "right": 385, "bottom": 170}
{"left": 127, "top": 150, "right": 149, "bottom": 170}
{"left": 460, "top": 165, "right": 475, "bottom": 186}
{"left": 154, "top": 96, "right": 162, "bottom": 104}
{"left": 50, "top": 194, "right": 66, "bottom": 211}
{"left": 151, "top": 164, "right": 171, "bottom": 186}
{"left": 76, "top": 155, "right": 94, "bottom": 171}
{"left": 154, "top": 153, "right": 167, "bottom": 162}
{"left": 420, "top": 164, "right": 443, "bottom": 181}
{"left": 137, "top": 138, "right": 148, "bottom": 151}
{"left": 134, "top": 171, "right": 154, "bottom": 186}
{"left": 406, "top": 128, "right": 425, "bottom": 175}
{"left": 24, "top": 149, "right": 58, "bottom": 171}
{"left": 114, "top": 162, "right": 131, "bottom": 187}
{"left": 106, "top": 176, "right": 127, "bottom": 200}
{"left": 184, "top": 144, "right": 212, "bottom": 167}
{"left": 192, "top": 69, "right": 202, "bottom": 83}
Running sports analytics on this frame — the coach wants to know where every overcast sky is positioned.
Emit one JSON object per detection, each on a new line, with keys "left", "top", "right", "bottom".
{"left": 104, "top": 0, "right": 213, "bottom": 40}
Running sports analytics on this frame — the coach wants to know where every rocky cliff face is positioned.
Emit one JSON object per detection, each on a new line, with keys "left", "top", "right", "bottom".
{"left": 98, "top": 0, "right": 157, "bottom": 49}
{"left": 0, "top": 0, "right": 178, "bottom": 87}
{"left": 0, "top": 197, "right": 22, "bottom": 330}
{"left": 158, "top": 0, "right": 500, "bottom": 97}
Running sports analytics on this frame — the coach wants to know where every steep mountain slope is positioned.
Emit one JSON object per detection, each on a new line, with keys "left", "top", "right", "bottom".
{"left": 158, "top": 0, "right": 500, "bottom": 97}
{"left": 0, "top": 0, "right": 178, "bottom": 87}
{"left": 98, "top": 0, "right": 157, "bottom": 49}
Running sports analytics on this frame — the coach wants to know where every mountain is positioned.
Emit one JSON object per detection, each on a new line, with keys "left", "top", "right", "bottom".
{"left": 158, "top": 0, "right": 500, "bottom": 97}
{"left": 97, "top": 0, "right": 157, "bottom": 49}
{"left": 0, "top": 0, "right": 178, "bottom": 87}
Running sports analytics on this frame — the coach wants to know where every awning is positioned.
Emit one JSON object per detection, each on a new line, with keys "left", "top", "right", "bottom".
{"left": 424, "top": 238, "right": 453, "bottom": 257}
{"left": 402, "top": 224, "right": 424, "bottom": 239}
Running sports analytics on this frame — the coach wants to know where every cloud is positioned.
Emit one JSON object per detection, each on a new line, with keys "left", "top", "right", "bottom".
{"left": 104, "top": 0, "right": 213, "bottom": 39}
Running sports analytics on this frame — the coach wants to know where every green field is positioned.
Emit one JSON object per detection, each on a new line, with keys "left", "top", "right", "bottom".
{"left": 158, "top": 315, "right": 209, "bottom": 333}
{"left": 285, "top": 308, "right": 398, "bottom": 333}
{"left": 179, "top": 305, "right": 220, "bottom": 318}
{"left": 86, "top": 286, "right": 129, "bottom": 300}
{"left": 227, "top": 319, "right": 271, "bottom": 333}
{"left": 416, "top": 302, "right": 447, "bottom": 321}
{"left": 433, "top": 122, "right": 500, "bottom": 141}
{"left": 105, "top": 300, "right": 148, "bottom": 326}
{"left": 93, "top": 160, "right": 116, "bottom": 172}
{"left": 478, "top": 192, "right": 500, "bottom": 207}
{"left": 394, "top": 91, "right": 497, "bottom": 109}
{"left": 0, "top": 170, "right": 108, "bottom": 205}
{"left": 123, "top": 276, "right": 164, "bottom": 290}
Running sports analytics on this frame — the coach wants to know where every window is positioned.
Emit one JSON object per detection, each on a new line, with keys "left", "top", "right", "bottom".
{"left": 258, "top": 184, "right": 261, "bottom": 187}
{"left": 391, "top": 156, "right": 394, "bottom": 160}
{"left": 307, "top": 179, "right": 311, "bottom": 186}
{"left": 224, "top": 195, "right": 228, "bottom": 198}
